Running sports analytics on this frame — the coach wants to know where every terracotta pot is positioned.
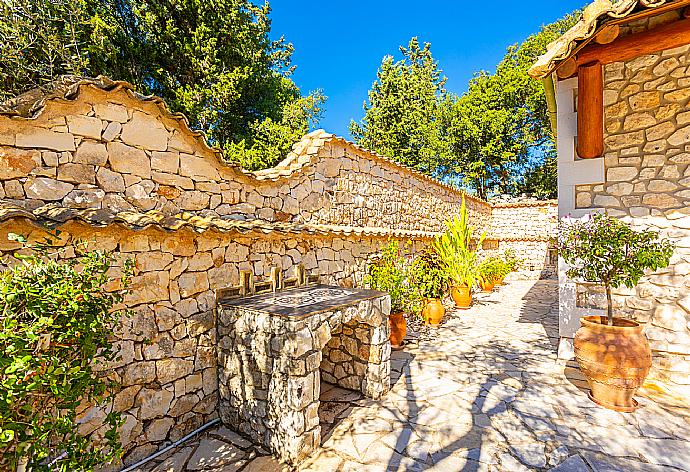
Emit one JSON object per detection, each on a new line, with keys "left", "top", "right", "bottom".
{"left": 479, "top": 279, "right": 495, "bottom": 292}
{"left": 574, "top": 315, "right": 652, "bottom": 412}
{"left": 389, "top": 311, "right": 407, "bottom": 349}
{"left": 493, "top": 276, "right": 505, "bottom": 286}
{"left": 422, "top": 298, "right": 445, "bottom": 327}
{"left": 451, "top": 285, "right": 472, "bottom": 309}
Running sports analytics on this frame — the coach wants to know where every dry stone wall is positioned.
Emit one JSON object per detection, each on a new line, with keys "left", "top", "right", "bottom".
{"left": 0, "top": 78, "right": 558, "bottom": 465}
{"left": 486, "top": 201, "right": 558, "bottom": 279}
{"left": 573, "top": 40, "right": 690, "bottom": 394}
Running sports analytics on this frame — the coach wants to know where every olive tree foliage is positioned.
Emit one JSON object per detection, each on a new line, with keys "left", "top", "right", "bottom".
{"left": 558, "top": 214, "right": 674, "bottom": 325}
{"left": 350, "top": 38, "right": 449, "bottom": 175}
{"left": 0, "top": 235, "right": 133, "bottom": 471}
{"left": 0, "top": 0, "right": 324, "bottom": 170}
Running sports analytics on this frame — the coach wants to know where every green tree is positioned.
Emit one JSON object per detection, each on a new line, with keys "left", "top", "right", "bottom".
{"left": 0, "top": 0, "right": 323, "bottom": 170}
{"left": 442, "top": 11, "right": 580, "bottom": 199}
{"left": 350, "top": 38, "right": 448, "bottom": 174}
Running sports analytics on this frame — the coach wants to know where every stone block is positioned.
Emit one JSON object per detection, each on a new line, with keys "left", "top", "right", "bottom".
{"left": 16, "top": 129, "right": 75, "bottom": 151}
{"left": 94, "top": 102, "right": 129, "bottom": 122}
{"left": 67, "top": 115, "right": 102, "bottom": 139}
{"left": 63, "top": 188, "right": 105, "bottom": 208}
{"left": 669, "top": 124, "right": 690, "bottom": 147}
{"left": 74, "top": 141, "right": 108, "bottom": 165}
{"left": 108, "top": 141, "right": 151, "bottom": 178}
{"left": 606, "top": 166, "right": 638, "bottom": 182}
{"left": 96, "top": 167, "right": 126, "bottom": 192}
{"left": 178, "top": 272, "right": 209, "bottom": 298}
{"left": 120, "top": 111, "right": 169, "bottom": 151}
{"left": 156, "top": 358, "right": 194, "bottom": 385}
{"left": 179, "top": 154, "right": 220, "bottom": 181}
{"left": 57, "top": 163, "right": 96, "bottom": 184}
{"left": 123, "top": 361, "right": 156, "bottom": 385}
{"left": 23, "top": 177, "right": 74, "bottom": 200}
{"left": 629, "top": 91, "right": 660, "bottom": 111}
{"left": 135, "top": 387, "right": 174, "bottom": 420}
{"left": 151, "top": 151, "right": 180, "bottom": 174}
{"left": 102, "top": 121, "right": 122, "bottom": 141}
{"left": 0, "top": 147, "right": 39, "bottom": 179}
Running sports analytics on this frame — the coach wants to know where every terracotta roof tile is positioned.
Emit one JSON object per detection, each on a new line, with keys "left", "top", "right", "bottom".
{"left": 0, "top": 202, "right": 440, "bottom": 240}
{"left": 529, "top": 0, "right": 674, "bottom": 79}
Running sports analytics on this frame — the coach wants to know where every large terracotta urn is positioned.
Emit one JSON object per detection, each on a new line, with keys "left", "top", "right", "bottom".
{"left": 574, "top": 315, "right": 652, "bottom": 412}
{"left": 451, "top": 285, "right": 472, "bottom": 309}
{"left": 422, "top": 298, "right": 445, "bottom": 327}
{"left": 389, "top": 311, "right": 407, "bottom": 349}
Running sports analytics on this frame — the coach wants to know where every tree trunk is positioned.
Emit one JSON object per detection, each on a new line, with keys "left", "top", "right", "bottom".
{"left": 605, "top": 283, "right": 614, "bottom": 326}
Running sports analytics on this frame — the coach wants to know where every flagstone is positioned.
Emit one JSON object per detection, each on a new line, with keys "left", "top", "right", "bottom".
{"left": 135, "top": 280, "right": 690, "bottom": 472}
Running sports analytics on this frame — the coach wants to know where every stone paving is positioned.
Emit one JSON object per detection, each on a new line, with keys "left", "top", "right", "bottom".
{"left": 137, "top": 280, "right": 690, "bottom": 472}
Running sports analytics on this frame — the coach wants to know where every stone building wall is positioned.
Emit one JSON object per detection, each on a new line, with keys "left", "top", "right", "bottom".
{"left": 0, "top": 77, "right": 559, "bottom": 465}
{"left": 573, "top": 41, "right": 690, "bottom": 394}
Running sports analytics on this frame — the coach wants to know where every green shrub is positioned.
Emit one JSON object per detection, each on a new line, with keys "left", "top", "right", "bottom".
{"left": 477, "top": 257, "right": 502, "bottom": 284}
{"left": 0, "top": 234, "right": 132, "bottom": 471}
{"left": 501, "top": 249, "right": 521, "bottom": 273}
{"left": 365, "top": 240, "right": 420, "bottom": 314}
{"left": 411, "top": 247, "right": 448, "bottom": 300}
{"left": 432, "top": 196, "right": 485, "bottom": 288}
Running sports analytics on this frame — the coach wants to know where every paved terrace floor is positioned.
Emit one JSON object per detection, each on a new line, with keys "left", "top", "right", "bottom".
{"left": 137, "top": 280, "right": 690, "bottom": 472}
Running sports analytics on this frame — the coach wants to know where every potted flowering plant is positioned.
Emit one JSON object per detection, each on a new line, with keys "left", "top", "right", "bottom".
{"left": 494, "top": 250, "right": 520, "bottom": 285}
{"left": 558, "top": 213, "right": 674, "bottom": 411}
{"left": 366, "top": 240, "right": 419, "bottom": 348}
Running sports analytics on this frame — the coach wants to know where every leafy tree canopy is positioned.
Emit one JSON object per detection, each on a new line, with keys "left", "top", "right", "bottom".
{"left": 350, "top": 38, "right": 449, "bottom": 174}
{"left": 353, "top": 12, "right": 580, "bottom": 199}
{"left": 443, "top": 11, "right": 580, "bottom": 199}
{"left": 0, "top": 0, "right": 324, "bottom": 170}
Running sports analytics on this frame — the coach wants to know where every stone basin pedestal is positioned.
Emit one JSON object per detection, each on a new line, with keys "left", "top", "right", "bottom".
{"left": 217, "top": 285, "right": 391, "bottom": 464}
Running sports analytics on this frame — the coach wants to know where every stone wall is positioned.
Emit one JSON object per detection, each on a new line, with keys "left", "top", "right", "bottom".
{"left": 0, "top": 81, "right": 489, "bottom": 234}
{"left": 0, "top": 218, "right": 407, "bottom": 465}
{"left": 487, "top": 201, "right": 558, "bottom": 279}
{"left": 573, "top": 39, "right": 690, "bottom": 394}
{"left": 0, "top": 77, "right": 558, "bottom": 465}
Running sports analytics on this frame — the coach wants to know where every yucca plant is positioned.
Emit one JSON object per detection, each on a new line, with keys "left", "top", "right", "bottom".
{"left": 433, "top": 196, "right": 485, "bottom": 288}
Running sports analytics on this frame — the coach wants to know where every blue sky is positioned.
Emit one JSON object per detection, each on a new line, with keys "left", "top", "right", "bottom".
{"left": 270, "top": 0, "right": 584, "bottom": 138}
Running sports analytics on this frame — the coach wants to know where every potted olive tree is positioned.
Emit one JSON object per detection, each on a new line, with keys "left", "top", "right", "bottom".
{"left": 366, "top": 240, "right": 419, "bottom": 349}
{"left": 433, "top": 197, "right": 485, "bottom": 309}
{"left": 558, "top": 214, "right": 674, "bottom": 411}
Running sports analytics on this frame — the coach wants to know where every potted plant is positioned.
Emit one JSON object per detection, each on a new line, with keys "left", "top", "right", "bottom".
{"left": 366, "top": 240, "right": 418, "bottom": 349}
{"left": 493, "top": 257, "right": 511, "bottom": 285}
{"left": 412, "top": 248, "right": 448, "bottom": 327}
{"left": 433, "top": 196, "right": 485, "bottom": 309}
{"left": 558, "top": 213, "right": 674, "bottom": 412}
{"left": 494, "top": 250, "right": 520, "bottom": 285}
{"left": 477, "top": 258, "right": 500, "bottom": 292}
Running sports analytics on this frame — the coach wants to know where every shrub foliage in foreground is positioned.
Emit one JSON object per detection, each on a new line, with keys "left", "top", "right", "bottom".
{"left": 0, "top": 235, "right": 132, "bottom": 471}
